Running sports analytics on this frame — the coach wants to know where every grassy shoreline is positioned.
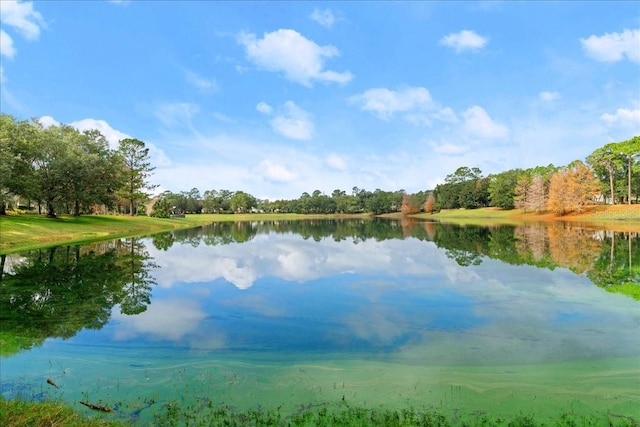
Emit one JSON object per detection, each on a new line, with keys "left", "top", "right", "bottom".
{"left": 0, "top": 213, "right": 369, "bottom": 255}
{"left": 1, "top": 397, "right": 637, "bottom": 427}
{"left": 1, "top": 206, "right": 638, "bottom": 255}
{"left": 419, "top": 205, "right": 640, "bottom": 231}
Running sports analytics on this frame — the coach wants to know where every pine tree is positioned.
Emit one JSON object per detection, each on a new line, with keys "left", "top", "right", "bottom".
{"left": 117, "top": 138, "right": 158, "bottom": 216}
{"left": 514, "top": 175, "right": 531, "bottom": 211}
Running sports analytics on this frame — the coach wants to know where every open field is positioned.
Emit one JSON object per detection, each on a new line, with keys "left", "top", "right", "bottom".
{"left": 421, "top": 205, "right": 640, "bottom": 232}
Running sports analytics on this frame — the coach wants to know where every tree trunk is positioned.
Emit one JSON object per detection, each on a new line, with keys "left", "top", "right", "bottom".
{"left": 628, "top": 156, "right": 632, "bottom": 205}
{"left": 47, "top": 202, "right": 56, "bottom": 218}
{"left": 0, "top": 254, "right": 5, "bottom": 281}
{"left": 608, "top": 165, "right": 615, "bottom": 205}
{"left": 629, "top": 232, "right": 632, "bottom": 269}
{"left": 610, "top": 232, "right": 615, "bottom": 272}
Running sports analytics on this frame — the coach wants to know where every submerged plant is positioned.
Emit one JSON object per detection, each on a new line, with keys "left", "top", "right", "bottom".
{"left": 2, "top": 396, "right": 639, "bottom": 427}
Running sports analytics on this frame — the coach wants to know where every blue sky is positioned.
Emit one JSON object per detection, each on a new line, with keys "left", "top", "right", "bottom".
{"left": 1, "top": 1, "right": 638, "bottom": 199}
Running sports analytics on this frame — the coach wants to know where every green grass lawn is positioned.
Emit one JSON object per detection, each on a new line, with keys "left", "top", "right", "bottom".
{"left": 419, "top": 206, "right": 640, "bottom": 227}
{"left": 0, "top": 214, "right": 208, "bottom": 254}
{"left": 416, "top": 207, "right": 522, "bottom": 226}
{"left": 0, "top": 213, "right": 368, "bottom": 254}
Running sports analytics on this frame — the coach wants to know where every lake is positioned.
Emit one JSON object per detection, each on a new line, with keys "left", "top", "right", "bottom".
{"left": 1, "top": 219, "right": 639, "bottom": 425}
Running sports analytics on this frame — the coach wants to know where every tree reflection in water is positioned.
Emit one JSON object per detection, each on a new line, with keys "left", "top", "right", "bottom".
{"left": 1, "top": 219, "right": 636, "bottom": 356}
{"left": 156, "top": 219, "right": 638, "bottom": 298}
{"left": 0, "top": 238, "right": 157, "bottom": 356}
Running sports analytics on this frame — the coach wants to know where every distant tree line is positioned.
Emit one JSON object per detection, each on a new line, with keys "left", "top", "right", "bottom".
{"left": 0, "top": 114, "right": 156, "bottom": 216}
{"left": 1, "top": 113, "right": 637, "bottom": 217}
{"left": 433, "top": 137, "right": 639, "bottom": 214}
{"left": 150, "top": 187, "right": 431, "bottom": 217}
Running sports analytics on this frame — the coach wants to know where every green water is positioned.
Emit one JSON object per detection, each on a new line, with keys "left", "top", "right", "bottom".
{"left": 1, "top": 220, "right": 639, "bottom": 424}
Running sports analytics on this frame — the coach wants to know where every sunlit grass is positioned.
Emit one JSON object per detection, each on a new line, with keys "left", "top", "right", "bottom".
{"left": 417, "top": 207, "right": 522, "bottom": 226}
{"left": 417, "top": 206, "right": 640, "bottom": 228}
{"left": 0, "top": 213, "right": 369, "bottom": 254}
{"left": 433, "top": 207, "right": 519, "bottom": 218}
{"left": 0, "top": 397, "right": 123, "bottom": 427}
{"left": 579, "top": 205, "right": 640, "bottom": 222}
{"left": 0, "top": 214, "right": 207, "bottom": 254}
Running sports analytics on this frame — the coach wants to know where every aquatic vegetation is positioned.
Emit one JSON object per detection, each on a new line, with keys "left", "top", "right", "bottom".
{"left": 2, "top": 397, "right": 637, "bottom": 427}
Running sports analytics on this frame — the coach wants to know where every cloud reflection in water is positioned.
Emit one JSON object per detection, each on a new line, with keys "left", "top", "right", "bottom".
{"left": 104, "top": 231, "right": 639, "bottom": 365}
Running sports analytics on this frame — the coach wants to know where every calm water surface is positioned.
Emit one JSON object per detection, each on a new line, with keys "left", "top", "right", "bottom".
{"left": 1, "top": 219, "right": 639, "bottom": 423}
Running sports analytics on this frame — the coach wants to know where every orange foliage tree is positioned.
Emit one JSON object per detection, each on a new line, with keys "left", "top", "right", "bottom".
{"left": 400, "top": 194, "right": 421, "bottom": 216}
{"left": 424, "top": 193, "right": 436, "bottom": 214}
{"left": 548, "top": 161, "right": 600, "bottom": 215}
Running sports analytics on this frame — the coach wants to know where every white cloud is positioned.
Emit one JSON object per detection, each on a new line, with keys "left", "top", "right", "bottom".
{"left": 326, "top": 154, "right": 347, "bottom": 170}
{"left": 310, "top": 8, "right": 336, "bottom": 29}
{"left": 68, "top": 118, "right": 131, "bottom": 147}
{"left": 235, "top": 64, "right": 250, "bottom": 74}
{"left": 0, "top": 1, "right": 44, "bottom": 82}
{"left": 581, "top": 29, "right": 640, "bottom": 63}
{"left": 539, "top": 91, "right": 560, "bottom": 102}
{"left": 256, "top": 159, "right": 297, "bottom": 182}
{"left": 600, "top": 108, "right": 640, "bottom": 128}
{"left": 212, "top": 112, "right": 234, "bottom": 123}
{"left": 349, "top": 86, "right": 433, "bottom": 120}
{"left": 184, "top": 70, "right": 218, "bottom": 93}
{"left": 270, "top": 101, "right": 314, "bottom": 140}
{"left": 0, "top": 30, "right": 16, "bottom": 58}
{"left": 440, "top": 30, "right": 489, "bottom": 53}
{"left": 40, "top": 115, "right": 172, "bottom": 167}
{"left": 431, "top": 142, "right": 469, "bottom": 155}
{"left": 154, "top": 102, "right": 199, "bottom": 128}
{"left": 256, "top": 101, "right": 273, "bottom": 115}
{"left": 433, "top": 107, "right": 459, "bottom": 123}
{"left": 38, "top": 115, "right": 59, "bottom": 128}
{"left": 237, "top": 29, "right": 353, "bottom": 87}
{"left": 147, "top": 145, "right": 173, "bottom": 168}
{"left": 462, "top": 106, "right": 509, "bottom": 139}
{"left": 0, "top": 0, "right": 45, "bottom": 40}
